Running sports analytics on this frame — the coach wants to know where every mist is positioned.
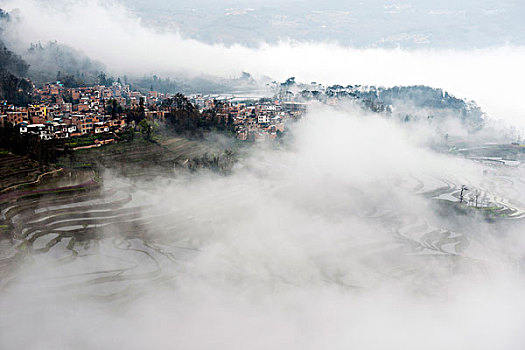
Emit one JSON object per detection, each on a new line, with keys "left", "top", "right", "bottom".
{"left": 1, "top": 1, "right": 525, "bottom": 349}
{"left": 1, "top": 0, "right": 525, "bottom": 127}
{"left": 2, "top": 104, "right": 525, "bottom": 349}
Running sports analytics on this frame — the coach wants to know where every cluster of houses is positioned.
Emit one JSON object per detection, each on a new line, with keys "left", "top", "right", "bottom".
{"left": 0, "top": 101, "right": 126, "bottom": 140}
{"left": 0, "top": 80, "right": 177, "bottom": 140}
{"left": 0, "top": 80, "right": 308, "bottom": 142}
{"left": 190, "top": 96, "right": 307, "bottom": 141}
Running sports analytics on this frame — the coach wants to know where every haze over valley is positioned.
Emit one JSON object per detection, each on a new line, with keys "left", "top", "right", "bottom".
{"left": 0, "top": 1, "right": 524, "bottom": 349}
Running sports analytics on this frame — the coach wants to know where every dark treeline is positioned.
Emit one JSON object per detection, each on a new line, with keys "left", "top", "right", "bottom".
{"left": 0, "top": 40, "right": 33, "bottom": 105}
{"left": 131, "top": 75, "right": 187, "bottom": 94}
{"left": 285, "top": 80, "right": 485, "bottom": 130}
{"left": 105, "top": 94, "right": 236, "bottom": 142}
{"left": 25, "top": 41, "right": 104, "bottom": 87}
{"left": 0, "top": 69, "right": 33, "bottom": 105}
{"left": 0, "top": 41, "right": 28, "bottom": 77}
{"left": 161, "top": 93, "right": 234, "bottom": 138}
{"left": 0, "top": 123, "right": 59, "bottom": 163}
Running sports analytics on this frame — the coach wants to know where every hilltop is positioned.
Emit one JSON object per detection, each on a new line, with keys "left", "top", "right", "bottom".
{"left": 274, "top": 78, "right": 485, "bottom": 131}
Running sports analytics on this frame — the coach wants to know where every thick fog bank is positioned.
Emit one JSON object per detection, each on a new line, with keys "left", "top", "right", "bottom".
{"left": 1, "top": 105, "right": 525, "bottom": 349}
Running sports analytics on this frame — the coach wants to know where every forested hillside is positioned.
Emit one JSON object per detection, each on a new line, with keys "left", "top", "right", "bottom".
{"left": 0, "top": 39, "right": 32, "bottom": 105}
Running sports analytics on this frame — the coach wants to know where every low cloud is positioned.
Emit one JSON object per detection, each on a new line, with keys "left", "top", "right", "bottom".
{"left": 1, "top": 0, "right": 524, "bottom": 127}
{"left": 1, "top": 105, "right": 525, "bottom": 349}
{"left": 1, "top": 2, "right": 524, "bottom": 348}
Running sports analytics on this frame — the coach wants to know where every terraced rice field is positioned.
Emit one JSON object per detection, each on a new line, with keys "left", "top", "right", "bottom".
{"left": 0, "top": 137, "right": 524, "bottom": 303}
{"left": 57, "top": 137, "right": 226, "bottom": 178}
{"left": 0, "top": 153, "right": 58, "bottom": 193}
{"left": 0, "top": 136, "right": 235, "bottom": 296}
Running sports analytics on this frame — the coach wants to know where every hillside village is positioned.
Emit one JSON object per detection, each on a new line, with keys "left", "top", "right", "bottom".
{"left": 0, "top": 72, "right": 491, "bottom": 156}
{"left": 0, "top": 80, "right": 308, "bottom": 144}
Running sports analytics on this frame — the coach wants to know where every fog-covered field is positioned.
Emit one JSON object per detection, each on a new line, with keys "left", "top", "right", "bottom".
{"left": 1, "top": 105, "right": 524, "bottom": 349}
{"left": 1, "top": 0, "right": 524, "bottom": 348}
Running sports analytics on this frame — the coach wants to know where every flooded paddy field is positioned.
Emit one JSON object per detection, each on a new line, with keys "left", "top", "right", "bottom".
{"left": 1, "top": 151, "right": 523, "bottom": 282}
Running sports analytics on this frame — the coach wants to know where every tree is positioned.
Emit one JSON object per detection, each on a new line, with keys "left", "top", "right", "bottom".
{"left": 459, "top": 185, "right": 468, "bottom": 204}
{"left": 105, "top": 99, "right": 123, "bottom": 119}
{"left": 138, "top": 119, "right": 158, "bottom": 141}
{"left": 0, "top": 123, "right": 59, "bottom": 163}
{"left": 0, "top": 70, "right": 33, "bottom": 105}
{"left": 98, "top": 72, "right": 107, "bottom": 86}
{"left": 282, "top": 77, "right": 296, "bottom": 86}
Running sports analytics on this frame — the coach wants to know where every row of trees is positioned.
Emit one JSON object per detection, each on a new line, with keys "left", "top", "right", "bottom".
{"left": 0, "top": 123, "right": 59, "bottom": 163}
{"left": 109, "top": 93, "right": 236, "bottom": 141}
{"left": 162, "top": 94, "right": 235, "bottom": 138}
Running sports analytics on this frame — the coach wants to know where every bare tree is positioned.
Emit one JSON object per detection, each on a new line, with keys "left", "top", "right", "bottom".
{"left": 459, "top": 185, "right": 468, "bottom": 204}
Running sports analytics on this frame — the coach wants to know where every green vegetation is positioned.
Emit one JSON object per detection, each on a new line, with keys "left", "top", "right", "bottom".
{"left": 161, "top": 94, "right": 235, "bottom": 138}
{"left": 65, "top": 133, "right": 117, "bottom": 148}
{"left": 0, "top": 37, "right": 33, "bottom": 105}
{"left": 138, "top": 119, "right": 159, "bottom": 141}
